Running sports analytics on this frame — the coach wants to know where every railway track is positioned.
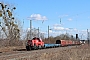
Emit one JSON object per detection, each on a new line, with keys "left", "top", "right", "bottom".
{"left": 0, "top": 46, "right": 78, "bottom": 60}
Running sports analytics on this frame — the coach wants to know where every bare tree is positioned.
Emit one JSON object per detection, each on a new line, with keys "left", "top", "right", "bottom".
{"left": 0, "top": 2, "right": 20, "bottom": 46}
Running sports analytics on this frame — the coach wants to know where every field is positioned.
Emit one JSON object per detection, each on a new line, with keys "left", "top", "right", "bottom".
{"left": 0, "top": 44, "right": 90, "bottom": 60}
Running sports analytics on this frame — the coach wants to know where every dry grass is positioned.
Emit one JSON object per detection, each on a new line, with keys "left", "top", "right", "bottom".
{"left": 0, "top": 46, "right": 25, "bottom": 52}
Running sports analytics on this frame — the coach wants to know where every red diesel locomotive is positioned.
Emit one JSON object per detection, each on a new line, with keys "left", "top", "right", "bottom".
{"left": 26, "top": 37, "right": 81, "bottom": 51}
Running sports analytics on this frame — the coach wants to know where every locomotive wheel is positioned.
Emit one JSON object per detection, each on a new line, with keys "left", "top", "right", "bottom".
{"left": 34, "top": 44, "right": 38, "bottom": 50}
{"left": 29, "top": 46, "right": 31, "bottom": 50}
{"left": 26, "top": 46, "right": 29, "bottom": 51}
{"left": 26, "top": 46, "right": 31, "bottom": 51}
{"left": 42, "top": 46, "right": 45, "bottom": 49}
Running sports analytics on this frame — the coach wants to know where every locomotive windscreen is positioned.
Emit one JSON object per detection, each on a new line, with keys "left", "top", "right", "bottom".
{"left": 56, "top": 40, "right": 61, "bottom": 44}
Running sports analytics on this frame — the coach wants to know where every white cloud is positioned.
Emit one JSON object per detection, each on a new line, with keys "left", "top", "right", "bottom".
{"left": 28, "top": 14, "right": 48, "bottom": 20}
{"left": 73, "top": 28, "right": 78, "bottom": 31}
{"left": 40, "top": 31, "right": 46, "bottom": 34}
{"left": 53, "top": 24, "right": 62, "bottom": 27}
{"left": 49, "top": 30, "right": 53, "bottom": 33}
{"left": 53, "top": 26, "right": 65, "bottom": 30}
{"left": 68, "top": 18, "right": 72, "bottom": 21}
{"left": 53, "top": 25, "right": 71, "bottom": 31}
{"left": 53, "top": 24, "right": 65, "bottom": 30}
{"left": 59, "top": 14, "right": 69, "bottom": 18}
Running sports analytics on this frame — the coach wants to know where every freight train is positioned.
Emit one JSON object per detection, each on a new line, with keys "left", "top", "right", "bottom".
{"left": 26, "top": 37, "right": 81, "bottom": 51}
{"left": 56, "top": 40, "right": 80, "bottom": 46}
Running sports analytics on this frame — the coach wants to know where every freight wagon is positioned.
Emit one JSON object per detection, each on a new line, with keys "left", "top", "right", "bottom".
{"left": 56, "top": 40, "right": 80, "bottom": 46}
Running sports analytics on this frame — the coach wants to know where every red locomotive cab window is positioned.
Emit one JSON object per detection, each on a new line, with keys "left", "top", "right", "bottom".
{"left": 28, "top": 40, "right": 31, "bottom": 43}
{"left": 37, "top": 38, "right": 41, "bottom": 42}
{"left": 37, "top": 38, "right": 42, "bottom": 42}
{"left": 33, "top": 37, "right": 37, "bottom": 40}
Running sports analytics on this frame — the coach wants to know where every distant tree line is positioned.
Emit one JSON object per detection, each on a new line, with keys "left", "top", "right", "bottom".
{"left": 43, "top": 33, "right": 79, "bottom": 44}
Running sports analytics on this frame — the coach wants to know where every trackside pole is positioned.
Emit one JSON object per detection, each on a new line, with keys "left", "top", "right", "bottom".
{"left": 87, "top": 29, "right": 89, "bottom": 46}
{"left": 76, "top": 34, "right": 78, "bottom": 48}
{"left": 30, "top": 20, "right": 32, "bottom": 40}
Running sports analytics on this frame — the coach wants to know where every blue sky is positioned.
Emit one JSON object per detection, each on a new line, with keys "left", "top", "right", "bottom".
{"left": 1, "top": 0, "right": 90, "bottom": 39}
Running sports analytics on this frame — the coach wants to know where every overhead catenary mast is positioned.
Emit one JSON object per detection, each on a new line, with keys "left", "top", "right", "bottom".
{"left": 30, "top": 20, "right": 32, "bottom": 40}
{"left": 60, "top": 18, "right": 61, "bottom": 24}
{"left": 48, "top": 25, "right": 50, "bottom": 43}
{"left": 38, "top": 27, "right": 39, "bottom": 38}
{"left": 87, "top": 29, "right": 89, "bottom": 46}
